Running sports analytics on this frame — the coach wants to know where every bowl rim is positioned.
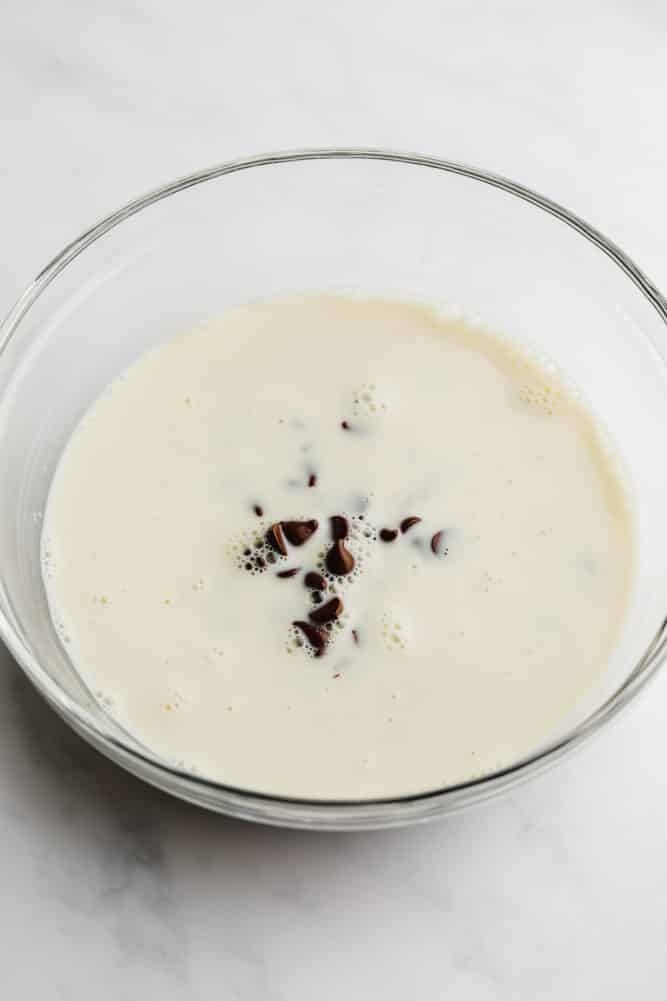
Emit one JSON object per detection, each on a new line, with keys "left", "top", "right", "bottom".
{"left": 1, "top": 146, "right": 667, "bottom": 823}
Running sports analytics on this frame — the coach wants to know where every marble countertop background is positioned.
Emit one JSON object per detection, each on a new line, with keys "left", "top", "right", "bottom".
{"left": 1, "top": 2, "right": 666, "bottom": 997}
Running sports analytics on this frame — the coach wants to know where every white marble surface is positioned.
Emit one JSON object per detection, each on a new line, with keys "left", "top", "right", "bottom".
{"left": 1, "top": 1, "right": 667, "bottom": 996}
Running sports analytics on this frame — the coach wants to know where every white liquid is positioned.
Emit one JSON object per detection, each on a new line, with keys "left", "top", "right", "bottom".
{"left": 43, "top": 296, "right": 635, "bottom": 799}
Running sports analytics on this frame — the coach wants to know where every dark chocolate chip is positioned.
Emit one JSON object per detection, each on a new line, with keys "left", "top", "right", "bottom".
{"left": 341, "top": 420, "right": 350, "bottom": 430}
{"left": 400, "top": 516, "right": 422, "bottom": 534}
{"left": 326, "top": 540, "right": 355, "bottom": 576}
{"left": 309, "top": 596, "right": 343, "bottom": 625}
{"left": 293, "top": 620, "right": 327, "bottom": 656}
{"left": 308, "top": 473, "right": 317, "bottom": 487}
{"left": 330, "top": 515, "right": 349, "bottom": 541}
{"left": 266, "top": 523, "right": 287, "bottom": 556}
{"left": 282, "top": 519, "right": 318, "bottom": 546}
{"left": 253, "top": 504, "right": 263, "bottom": 517}
{"left": 304, "top": 571, "right": 327, "bottom": 590}
{"left": 431, "top": 530, "right": 446, "bottom": 555}
{"left": 380, "top": 528, "right": 398, "bottom": 542}
{"left": 276, "top": 567, "right": 300, "bottom": 578}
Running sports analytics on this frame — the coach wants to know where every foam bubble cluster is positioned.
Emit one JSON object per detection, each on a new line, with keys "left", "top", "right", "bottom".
{"left": 94, "top": 688, "right": 115, "bottom": 710}
{"left": 378, "top": 612, "right": 410, "bottom": 652}
{"left": 380, "top": 612, "right": 411, "bottom": 652}
{"left": 352, "top": 381, "right": 395, "bottom": 418}
{"left": 41, "top": 536, "right": 56, "bottom": 580}
{"left": 227, "top": 521, "right": 282, "bottom": 576}
{"left": 516, "top": 379, "right": 564, "bottom": 416}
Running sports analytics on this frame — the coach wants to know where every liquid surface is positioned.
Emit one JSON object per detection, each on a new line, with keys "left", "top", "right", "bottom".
{"left": 43, "top": 296, "right": 635, "bottom": 799}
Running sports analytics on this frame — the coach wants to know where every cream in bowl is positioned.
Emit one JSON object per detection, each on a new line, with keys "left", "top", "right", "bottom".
{"left": 41, "top": 294, "right": 635, "bottom": 800}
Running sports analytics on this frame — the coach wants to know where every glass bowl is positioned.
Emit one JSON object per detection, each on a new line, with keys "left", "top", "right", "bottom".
{"left": 1, "top": 149, "right": 666, "bottom": 830}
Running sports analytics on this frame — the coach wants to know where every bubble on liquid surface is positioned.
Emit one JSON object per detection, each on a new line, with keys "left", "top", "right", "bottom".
{"left": 351, "top": 379, "right": 397, "bottom": 418}
{"left": 228, "top": 521, "right": 284, "bottom": 576}
{"left": 95, "top": 688, "right": 115, "bottom": 711}
{"left": 515, "top": 378, "right": 565, "bottom": 416}
{"left": 380, "top": 611, "right": 412, "bottom": 652}
{"left": 41, "top": 536, "right": 57, "bottom": 579}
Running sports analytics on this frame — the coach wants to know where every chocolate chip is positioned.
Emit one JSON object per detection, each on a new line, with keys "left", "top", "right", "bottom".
{"left": 276, "top": 567, "right": 300, "bottom": 578}
{"left": 341, "top": 420, "right": 350, "bottom": 430}
{"left": 400, "top": 516, "right": 422, "bottom": 534}
{"left": 431, "top": 530, "right": 446, "bottom": 555}
{"left": 309, "top": 596, "right": 343, "bottom": 625}
{"left": 282, "top": 519, "right": 318, "bottom": 546}
{"left": 326, "top": 540, "right": 355, "bottom": 576}
{"left": 308, "top": 473, "right": 317, "bottom": 488}
{"left": 304, "top": 571, "right": 327, "bottom": 590}
{"left": 330, "top": 515, "right": 349, "bottom": 541}
{"left": 266, "top": 523, "right": 287, "bottom": 556}
{"left": 380, "top": 528, "right": 398, "bottom": 542}
{"left": 293, "top": 620, "right": 327, "bottom": 656}
{"left": 352, "top": 629, "right": 359, "bottom": 645}
{"left": 253, "top": 504, "right": 263, "bottom": 517}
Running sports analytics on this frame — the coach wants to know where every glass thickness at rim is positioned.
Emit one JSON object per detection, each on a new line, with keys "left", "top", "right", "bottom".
{"left": 1, "top": 147, "right": 666, "bottom": 829}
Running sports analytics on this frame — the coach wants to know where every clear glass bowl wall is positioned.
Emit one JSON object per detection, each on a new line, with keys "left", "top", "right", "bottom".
{"left": 0, "top": 151, "right": 666, "bottom": 829}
